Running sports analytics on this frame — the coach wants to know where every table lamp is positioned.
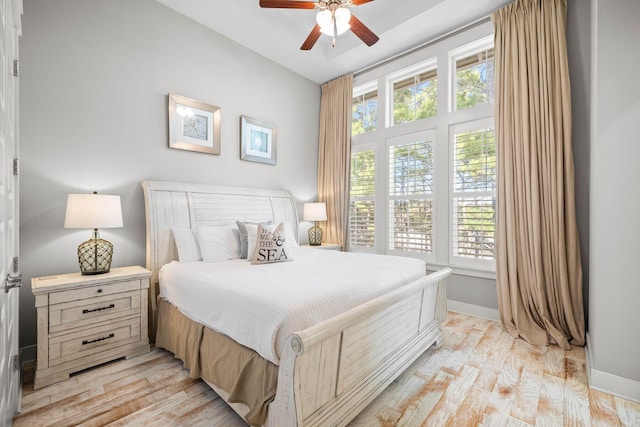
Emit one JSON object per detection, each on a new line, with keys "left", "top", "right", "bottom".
{"left": 64, "top": 192, "right": 123, "bottom": 275}
{"left": 303, "top": 202, "right": 327, "bottom": 246}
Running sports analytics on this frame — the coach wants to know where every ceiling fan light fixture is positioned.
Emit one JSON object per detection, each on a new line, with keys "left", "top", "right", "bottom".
{"left": 316, "top": 10, "right": 334, "bottom": 36}
{"left": 260, "top": 0, "right": 377, "bottom": 50}
{"left": 316, "top": 7, "right": 351, "bottom": 37}
{"left": 334, "top": 7, "right": 351, "bottom": 35}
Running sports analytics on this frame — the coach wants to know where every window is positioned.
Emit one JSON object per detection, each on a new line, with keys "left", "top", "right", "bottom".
{"left": 453, "top": 43, "right": 494, "bottom": 111}
{"left": 352, "top": 83, "right": 378, "bottom": 136}
{"left": 349, "top": 148, "right": 376, "bottom": 248}
{"left": 390, "top": 62, "right": 438, "bottom": 125}
{"left": 350, "top": 22, "right": 495, "bottom": 275}
{"left": 388, "top": 135, "right": 434, "bottom": 253}
{"left": 452, "top": 124, "right": 496, "bottom": 263}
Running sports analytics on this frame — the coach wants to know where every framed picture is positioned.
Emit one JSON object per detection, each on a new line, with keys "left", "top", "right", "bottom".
{"left": 240, "top": 115, "right": 277, "bottom": 165}
{"left": 168, "top": 93, "right": 221, "bottom": 155}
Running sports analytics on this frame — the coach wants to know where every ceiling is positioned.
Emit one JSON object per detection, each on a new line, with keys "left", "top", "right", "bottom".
{"left": 155, "top": 0, "right": 510, "bottom": 84}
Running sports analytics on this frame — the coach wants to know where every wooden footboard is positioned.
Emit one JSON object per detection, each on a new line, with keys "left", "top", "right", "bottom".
{"left": 266, "top": 267, "right": 452, "bottom": 427}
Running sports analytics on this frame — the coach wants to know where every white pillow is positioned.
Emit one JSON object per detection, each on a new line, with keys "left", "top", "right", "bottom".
{"left": 251, "top": 223, "right": 293, "bottom": 265}
{"left": 196, "top": 225, "right": 241, "bottom": 263}
{"left": 172, "top": 228, "right": 202, "bottom": 262}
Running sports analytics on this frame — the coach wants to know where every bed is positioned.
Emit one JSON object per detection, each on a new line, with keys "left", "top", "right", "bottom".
{"left": 142, "top": 180, "right": 451, "bottom": 427}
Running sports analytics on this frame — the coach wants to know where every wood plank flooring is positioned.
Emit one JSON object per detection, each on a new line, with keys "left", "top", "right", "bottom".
{"left": 14, "top": 311, "right": 640, "bottom": 426}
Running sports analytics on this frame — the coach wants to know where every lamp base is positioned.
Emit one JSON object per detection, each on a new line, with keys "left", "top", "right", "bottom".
{"left": 77, "top": 237, "right": 113, "bottom": 275}
{"left": 308, "top": 224, "right": 323, "bottom": 246}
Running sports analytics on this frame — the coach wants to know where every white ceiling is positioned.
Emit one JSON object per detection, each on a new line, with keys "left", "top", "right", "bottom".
{"left": 155, "top": 0, "right": 510, "bottom": 84}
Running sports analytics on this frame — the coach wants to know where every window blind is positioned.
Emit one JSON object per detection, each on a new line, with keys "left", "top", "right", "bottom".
{"left": 388, "top": 140, "right": 433, "bottom": 253}
{"left": 349, "top": 150, "right": 376, "bottom": 248}
{"left": 452, "top": 128, "right": 496, "bottom": 259}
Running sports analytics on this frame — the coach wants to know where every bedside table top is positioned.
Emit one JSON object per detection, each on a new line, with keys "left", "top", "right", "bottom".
{"left": 32, "top": 266, "right": 151, "bottom": 294}
{"left": 302, "top": 243, "right": 342, "bottom": 250}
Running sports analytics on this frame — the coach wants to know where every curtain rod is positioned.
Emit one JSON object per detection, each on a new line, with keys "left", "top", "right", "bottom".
{"left": 354, "top": 15, "right": 492, "bottom": 77}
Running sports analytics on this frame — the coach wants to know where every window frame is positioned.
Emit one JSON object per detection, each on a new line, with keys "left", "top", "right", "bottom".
{"left": 386, "top": 58, "right": 438, "bottom": 128}
{"left": 352, "top": 80, "right": 379, "bottom": 136}
{"left": 350, "top": 21, "right": 496, "bottom": 279}
{"left": 449, "top": 35, "right": 495, "bottom": 113}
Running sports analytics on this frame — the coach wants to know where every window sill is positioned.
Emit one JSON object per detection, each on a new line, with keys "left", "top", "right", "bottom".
{"left": 426, "top": 262, "right": 496, "bottom": 280}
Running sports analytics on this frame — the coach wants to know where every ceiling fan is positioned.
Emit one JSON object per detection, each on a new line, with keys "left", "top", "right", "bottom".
{"left": 259, "top": 0, "right": 379, "bottom": 50}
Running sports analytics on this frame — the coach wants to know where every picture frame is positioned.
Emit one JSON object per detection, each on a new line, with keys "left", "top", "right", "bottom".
{"left": 240, "top": 115, "right": 277, "bottom": 165}
{"left": 168, "top": 93, "right": 221, "bottom": 155}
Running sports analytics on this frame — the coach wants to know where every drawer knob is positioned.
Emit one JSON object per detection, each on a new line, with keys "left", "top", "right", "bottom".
{"left": 97, "top": 289, "right": 103, "bottom": 293}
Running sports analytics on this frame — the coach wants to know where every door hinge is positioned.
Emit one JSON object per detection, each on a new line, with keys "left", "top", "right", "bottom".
{"left": 12, "top": 158, "right": 18, "bottom": 176}
{"left": 12, "top": 354, "right": 20, "bottom": 372}
{"left": 12, "top": 256, "right": 19, "bottom": 273}
{"left": 13, "top": 60, "right": 19, "bottom": 77}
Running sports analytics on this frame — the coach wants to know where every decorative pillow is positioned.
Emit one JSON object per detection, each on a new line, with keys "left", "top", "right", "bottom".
{"left": 172, "top": 228, "right": 202, "bottom": 262}
{"left": 284, "top": 223, "right": 299, "bottom": 247}
{"left": 196, "top": 225, "right": 241, "bottom": 263}
{"left": 237, "top": 220, "right": 272, "bottom": 259}
{"left": 251, "top": 223, "right": 293, "bottom": 265}
{"left": 245, "top": 223, "right": 264, "bottom": 260}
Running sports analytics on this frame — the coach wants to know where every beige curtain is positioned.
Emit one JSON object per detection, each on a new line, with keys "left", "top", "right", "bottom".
{"left": 317, "top": 74, "right": 353, "bottom": 247}
{"left": 493, "top": 0, "right": 585, "bottom": 349}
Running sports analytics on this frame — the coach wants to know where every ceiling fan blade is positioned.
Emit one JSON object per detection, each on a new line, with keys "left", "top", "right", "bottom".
{"left": 301, "top": 24, "right": 322, "bottom": 50}
{"left": 259, "top": 0, "right": 316, "bottom": 9}
{"left": 349, "top": 15, "right": 379, "bottom": 46}
{"left": 351, "top": 0, "right": 374, "bottom": 5}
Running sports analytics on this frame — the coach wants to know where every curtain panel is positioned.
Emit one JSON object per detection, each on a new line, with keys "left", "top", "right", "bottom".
{"left": 492, "top": 0, "right": 585, "bottom": 349}
{"left": 317, "top": 74, "right": 353, "bottom": 248}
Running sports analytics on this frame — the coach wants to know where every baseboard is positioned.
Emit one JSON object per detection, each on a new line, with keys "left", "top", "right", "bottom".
{"left": 447, "top": 300, "right": 500, "bottom": 321}
{"left": 585, "top": 333, "right": 640, "bottom": 403}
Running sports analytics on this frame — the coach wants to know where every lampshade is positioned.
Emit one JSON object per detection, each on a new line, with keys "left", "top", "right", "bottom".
{"left": 65, "top": 192, "right": 123, "bottom": 275}
{"left": 64, "top": 193, "right": 123, "bottom": 229}
{"left": 334, "top": 7, "right": 351, "bottom": 34}
{"left": 316, "top": 7, "right": 351, "bottom": 37}
{"left": 303, "top": 202, "right": 327, "bottom": 222}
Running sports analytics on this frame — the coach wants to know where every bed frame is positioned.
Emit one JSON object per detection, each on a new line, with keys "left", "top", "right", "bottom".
{"left": 142, "top": 180, "right": 451, "bottom": 426}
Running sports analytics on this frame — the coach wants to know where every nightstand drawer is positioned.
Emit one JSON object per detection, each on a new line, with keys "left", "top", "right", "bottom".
{"left": 48, "top": 317, "right": 141, "bottom": 367}
{"left": 49, "top": 290, "right": 141, "bottom": 334}
{"left": 49, "top": 279, "right": 141, "bottom": 305}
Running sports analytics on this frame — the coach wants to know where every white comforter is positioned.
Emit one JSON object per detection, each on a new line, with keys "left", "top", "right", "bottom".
{"left": 159, "top": 247, "right": 425, "bottom": 365}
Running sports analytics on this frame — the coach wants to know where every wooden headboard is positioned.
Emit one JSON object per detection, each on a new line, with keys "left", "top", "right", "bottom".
{"left": 141, "top": 180, "right": 299, "bottom": 335}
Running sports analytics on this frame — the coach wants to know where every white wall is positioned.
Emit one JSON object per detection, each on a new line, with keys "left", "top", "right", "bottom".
{"left": 566, "top": 0, "right": 591, "bottom": 326}
{"left": 18, "top": 0, "right": 320, "bottom": 349}
{"left": 588, "top": 0, "right": 640, "bottom": 400}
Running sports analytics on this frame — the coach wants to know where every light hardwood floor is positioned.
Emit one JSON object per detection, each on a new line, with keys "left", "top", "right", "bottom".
{"left": 14, "top": 312, "right": 640, "bottom": 426}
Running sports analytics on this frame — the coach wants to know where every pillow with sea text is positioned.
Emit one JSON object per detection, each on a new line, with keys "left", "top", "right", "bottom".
{"left": 251, "top": 223, "right": 293, "bottom": 265}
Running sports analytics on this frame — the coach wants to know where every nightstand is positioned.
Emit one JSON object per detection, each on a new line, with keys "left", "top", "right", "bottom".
{"left": 31, "top": 266, "right": 151, "bottom": 389}
{"left": 302, "top": 243, "right": 342, "bottom": 251}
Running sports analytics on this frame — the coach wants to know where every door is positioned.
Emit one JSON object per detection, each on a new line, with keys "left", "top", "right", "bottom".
{"left": 0, "top": 0, "right": 22, "bottom": 425}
